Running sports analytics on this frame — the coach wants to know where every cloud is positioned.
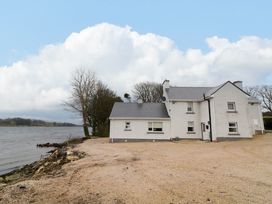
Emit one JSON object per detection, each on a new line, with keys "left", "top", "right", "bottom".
{"left": 0, "top": 23, "right": 272, "bottom": 113}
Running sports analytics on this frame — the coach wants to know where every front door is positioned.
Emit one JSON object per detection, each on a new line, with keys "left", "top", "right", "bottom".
{"left": 201, "top": 122, "right": 210, "bottom": 140}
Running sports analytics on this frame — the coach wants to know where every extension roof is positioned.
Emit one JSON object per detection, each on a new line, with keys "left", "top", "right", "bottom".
{"left": 109, "top": 102, "right": 170, "bottom": 119}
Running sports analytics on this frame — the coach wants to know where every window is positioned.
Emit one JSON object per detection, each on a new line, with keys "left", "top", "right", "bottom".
{"left": 125, "top": 121, "right": 131, "bottom": 130}
{"left": 148, "top": 122, "right": 163, "bottom": 132}
{"left": 187, "top": 121, "right": 194, "bottom": 132}
{"left": 187, "top": 102, "right": 193, "bottom": 112}
{"left": 227, "top": 102, "right": 236, "bottom": 111}
{"left": 228, "top": 122, "right": 238, "bottom": 133}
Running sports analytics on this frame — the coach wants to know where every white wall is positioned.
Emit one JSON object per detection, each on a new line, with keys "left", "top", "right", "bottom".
{"left": 110, "top": 82, "right": 264, "bottom": 141}
{"left": 211, "top": 83, "right": 252, "bottom": 139}
{"left": 169, "top": 102, "right": 202, "bottom": 139}
{"left": 247, "top": 103, "right": 264, "bottom": 134}
{"left": 110, "top": 119, "right": 171, "bottom": 140}
{"left": 200, "top": 100, "right": 211, "bottom": 140}
{"left": 210, "top": 99, "right": 217, "bottom": 141}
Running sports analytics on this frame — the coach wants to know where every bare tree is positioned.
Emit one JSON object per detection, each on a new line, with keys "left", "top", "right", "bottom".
{"left": 244, "top": 86, "right": 259, "bottom": 98}
{"left": 259, "top": 85, "right": 272, "bottom": 112}
{"left": 65, "top": 68, "right": 96, "bottom": 138}
{"left": 245, "top": 85, "right": 272, "bottom": 112}
{"left": 132, "top": 82, "right": 163, "bottom": 103}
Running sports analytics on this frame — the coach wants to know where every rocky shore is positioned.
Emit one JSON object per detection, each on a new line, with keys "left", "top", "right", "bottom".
{"left": 0, "top": 138, "right": 86, "bottom": 188}
{"left": 0, "top": 135, "right": 272, "bottom": 203}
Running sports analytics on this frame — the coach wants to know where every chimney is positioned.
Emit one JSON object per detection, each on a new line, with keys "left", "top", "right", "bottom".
{"left": 162, "top": 79, "right": 170, "bottom": 102}
{"left": 137, "top": 99, "right": 143, "bottom": 104}
{"left": 233, "top": 81, "right": 243, "bottom": 89}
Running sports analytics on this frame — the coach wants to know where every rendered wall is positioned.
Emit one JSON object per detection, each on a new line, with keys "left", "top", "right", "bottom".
{"left": 211, "top": 83, "right": 252, "bottom": 139}
{"left": 110, "top": 119, "right": 171, "bottom": 140}
{"left": 169, "top": 102, "right": 202, "bottom": 139}
{"left": 247, "top": 103, "right": 264, "bottom": 134}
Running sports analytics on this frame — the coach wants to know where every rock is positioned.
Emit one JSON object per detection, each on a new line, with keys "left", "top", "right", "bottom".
{"left": 0, "top": 177, "right": 4, "bottom": 183}
{"left": 0, "top": 183, "right": 7, "bottom": 188}
{"left": 5, "top": 173, "right": 21, "bottom": 182}
{"left": 17, "top": 184, "right": 26, "bottom": 189}
{"left": 35, "top": 166, "right": 44, "bottom": 175}
{"left": 66, "top": 149, "right": 73, "bottom": 156}
{"left": 67, "top": 155, "right": 79, "bottom": 161}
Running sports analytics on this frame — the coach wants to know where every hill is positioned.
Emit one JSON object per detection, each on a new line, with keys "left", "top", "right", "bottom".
{"left": 0, "top": 118, "right": 77, "bottom": 127}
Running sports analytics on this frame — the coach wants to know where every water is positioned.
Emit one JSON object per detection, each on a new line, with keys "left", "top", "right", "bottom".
{"left": 0, "top": 126, "right": 84, "bottom": 175}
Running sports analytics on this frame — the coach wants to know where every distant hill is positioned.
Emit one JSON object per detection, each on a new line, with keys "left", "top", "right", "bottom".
{"left": 0, "top": 118, "right": 77, "bottom": 127}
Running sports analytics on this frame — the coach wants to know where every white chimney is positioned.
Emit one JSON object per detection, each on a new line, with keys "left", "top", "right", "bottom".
{"left": 233, "top": 81, "right": 243, "bottom": 89}
{"left": 162, "top": 79, "right": 170, "bottom": 103}
{"left": 137, "top": 99, "right": 143, "bottom": 104}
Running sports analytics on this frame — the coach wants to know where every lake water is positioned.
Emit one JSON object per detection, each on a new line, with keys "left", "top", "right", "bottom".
{"left": 0, "top": 127, "right": 84, "bottom": 175}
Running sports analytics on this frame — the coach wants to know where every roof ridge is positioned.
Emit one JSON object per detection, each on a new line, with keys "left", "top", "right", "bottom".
{"left": 170, "top": 86, "right": 214, "bottom": 88}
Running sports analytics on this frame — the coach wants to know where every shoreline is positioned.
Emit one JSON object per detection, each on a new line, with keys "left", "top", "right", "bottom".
{"left": 0, "top": 137, "right": 87, "bottom": 187}
{"left": 0, "top": 134, "right": 272, "bottom": 203}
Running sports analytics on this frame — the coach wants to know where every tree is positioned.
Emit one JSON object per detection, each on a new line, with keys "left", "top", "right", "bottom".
{"left": 88, "top": 81, "right": 122, "bottom": 136}
{"left": 259, "top": 85, "right": 272, "bottom": 112}
{"left": 245, "top": 85, "right": 272, "bottom": 112}
{"left": 244, "top": 86, "right": 259, "bottom": 98}
{"left": 65, "top": 68, "right": 96, "bottom": 138}
{"left": 132, "top": 82, "right": 163, "bottom": 103}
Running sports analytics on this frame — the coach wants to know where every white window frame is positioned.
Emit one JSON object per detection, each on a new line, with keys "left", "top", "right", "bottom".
{"left": 227, "top": 102, "right": 236, "bottom": 111}
{"left": 187, "top": 121, "right": 194, "bottom": 133}
{"left": 228, "top": 122, "right": 238, "bottom": 133}
{"left": 148, "top": 122, "right": 163, "bottom": 132}
{"left": 187, "top": 102, "right": 194, "bottom": 112}
{"left": 125, "top": 121, "right": 131, "bottom": 131}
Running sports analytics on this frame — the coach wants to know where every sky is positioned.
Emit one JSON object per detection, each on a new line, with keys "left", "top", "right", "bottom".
{"left": 0, "top": 0, "right": 272, "bottom": 123}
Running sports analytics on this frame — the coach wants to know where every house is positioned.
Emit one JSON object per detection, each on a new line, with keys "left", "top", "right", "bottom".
{"left": 109, "top": 80, "right": 264, "bottom": 142}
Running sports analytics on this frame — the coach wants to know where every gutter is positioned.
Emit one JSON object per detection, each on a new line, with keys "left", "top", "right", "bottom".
{"left": 203, "top": 94, "right": 213, "bottom": 142}
{"left": 109, "top": 117, "right": 171, "bottom": 120}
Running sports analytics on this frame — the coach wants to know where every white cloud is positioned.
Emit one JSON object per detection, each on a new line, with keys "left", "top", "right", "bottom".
{"left": 0, "top": 23, "right": 272, "bottom": 113}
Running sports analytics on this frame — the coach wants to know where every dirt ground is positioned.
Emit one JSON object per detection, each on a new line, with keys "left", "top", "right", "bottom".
{"left": 1, "top": 134, "right": 272, "bottom": 204}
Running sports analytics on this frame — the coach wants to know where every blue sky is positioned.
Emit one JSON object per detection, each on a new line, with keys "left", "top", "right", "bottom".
{"left": 1, "top": 0, "right": 271, "bottom": 66}
{"left": 0, "top": 1, "right": 272, "bottom": 122}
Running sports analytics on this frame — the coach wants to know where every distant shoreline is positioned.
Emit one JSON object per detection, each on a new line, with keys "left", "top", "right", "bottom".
{"left": 0, "top": 117, "right": 79, "bottom": 127}
{"left": 0, "top": 125, "right": 81, "bottom": 127}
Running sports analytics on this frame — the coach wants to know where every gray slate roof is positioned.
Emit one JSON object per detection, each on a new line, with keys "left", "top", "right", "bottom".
{"left": 204, "top": 83, "right": 225, "bottom": 98}
{"left": 110, "top": 81, "right": 257, "bottom": 119}
{"left": 167, "top": 87, "right": 212, "bottom": 100}
{"left": 167, "top": 81, "right": 250, "bottom": 101}
{"left": 110, "top": 102, "right": 170, "bottom": 118}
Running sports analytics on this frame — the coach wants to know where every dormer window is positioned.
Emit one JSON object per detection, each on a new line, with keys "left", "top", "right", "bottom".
{"left": 227, "top": 102, "right": 236, "bottom": 112}
{"left": 187, "top": 102, "right": 194, "bottom": 113}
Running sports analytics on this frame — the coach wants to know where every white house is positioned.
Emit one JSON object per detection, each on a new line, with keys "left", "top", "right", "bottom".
{"left": 109, "top": 80, "right": 264, "bottom": 142}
